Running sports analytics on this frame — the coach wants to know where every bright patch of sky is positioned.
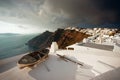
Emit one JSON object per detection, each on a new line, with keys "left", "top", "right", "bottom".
{"left": 0, "top": 21, "right": 42, "bottom": 34}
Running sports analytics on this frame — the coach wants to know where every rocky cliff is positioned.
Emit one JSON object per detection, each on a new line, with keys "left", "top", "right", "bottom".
{"left": 27, "top": 28, "right": 90, "bottom": 50}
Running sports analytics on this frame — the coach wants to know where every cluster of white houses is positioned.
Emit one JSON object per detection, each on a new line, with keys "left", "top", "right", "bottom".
{"left": 65, "top": 27, "right": 120, "bottom": 46}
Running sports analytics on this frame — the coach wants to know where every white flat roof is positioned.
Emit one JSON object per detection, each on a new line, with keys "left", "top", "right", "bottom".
{"left": 67, "top": 43, "right": 114, "bottom": 51}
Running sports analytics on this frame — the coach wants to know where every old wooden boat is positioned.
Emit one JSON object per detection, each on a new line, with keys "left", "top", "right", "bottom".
{"left": 17, "top": 49, "right": 49, "bottom": 69}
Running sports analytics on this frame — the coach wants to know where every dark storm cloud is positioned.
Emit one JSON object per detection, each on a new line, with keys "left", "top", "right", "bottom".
{"left": 93, "top": 0, "right": 120, "bottom": 23}
{"left": 42, "top": 0, "right": 120, "bottom": 24}
{"left": 0, "top": 0, "right": 120, "bottom": 30}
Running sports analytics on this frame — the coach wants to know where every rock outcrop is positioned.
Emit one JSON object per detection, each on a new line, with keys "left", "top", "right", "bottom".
{"left": 27, "top": 28, "right": 90, "bottom": 50}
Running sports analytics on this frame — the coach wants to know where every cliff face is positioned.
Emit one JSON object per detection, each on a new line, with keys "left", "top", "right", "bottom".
{"left": 28, "top": 31, "right": 53, "bottom": 50}
{"left": 27, "top": 28, "right": 90, "bottom": 50}
{"left": 51, "top": 29, "right": 89, "bottom": 49}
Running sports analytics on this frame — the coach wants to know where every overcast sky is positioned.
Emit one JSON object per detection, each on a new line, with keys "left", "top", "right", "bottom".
{"left": 0, "top": 0, "right": 120, "bottom": 34}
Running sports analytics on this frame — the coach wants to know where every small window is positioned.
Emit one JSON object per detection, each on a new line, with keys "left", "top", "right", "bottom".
{"left": 68, "top": 47, "right": 74, "bottom": 50}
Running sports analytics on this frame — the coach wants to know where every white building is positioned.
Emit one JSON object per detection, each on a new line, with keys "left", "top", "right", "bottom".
{"left": 67, "top": 42, "right": 114, "bottom": 52}
{"left": 50, "top": 42, "right": 58, "bottom": 53}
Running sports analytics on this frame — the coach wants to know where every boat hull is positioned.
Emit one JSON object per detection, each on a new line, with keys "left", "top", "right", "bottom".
{"left": 17, "top": 49, "right": 49, "bottom": 69}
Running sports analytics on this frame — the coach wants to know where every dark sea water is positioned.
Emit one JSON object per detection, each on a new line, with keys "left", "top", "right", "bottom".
{"left": 0, "top": 34, "right": 38, "bottom": 60}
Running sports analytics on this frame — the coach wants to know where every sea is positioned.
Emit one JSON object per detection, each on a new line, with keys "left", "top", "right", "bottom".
{"left": 0, "top": 33, "right": 38, "bottom": 60}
